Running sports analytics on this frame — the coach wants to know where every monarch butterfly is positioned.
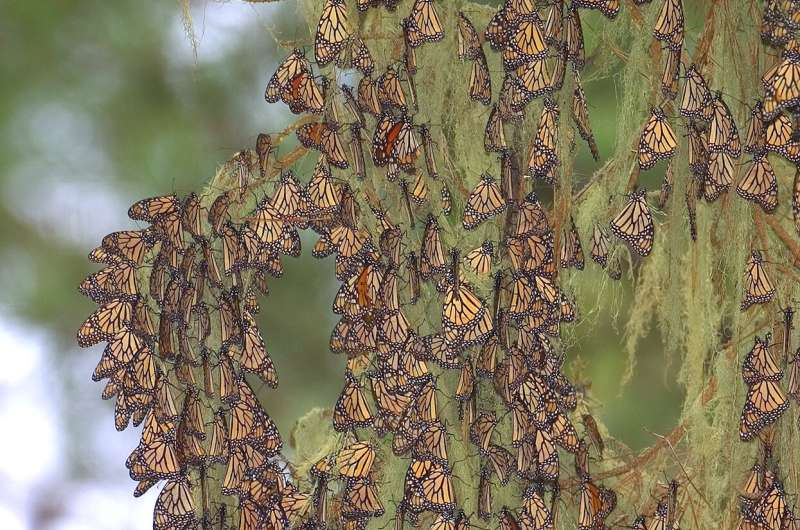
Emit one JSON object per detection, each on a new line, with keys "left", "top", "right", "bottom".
{"left": 741, "top": 250, "right": 775, "bottom": 311}
{"left": 653, "top": 0, "right": 684, "bottom": 50}
{"left": 515, "top": 192, "right": 551, "bottom": 237}
{"left": 103, "top": 230, "right": 156, "bottom": 266}
{"left": 524, "top": 234, "right": 557, "bottom": 279}
{"left": 497, "top": 76, "right": 527, "bottom": 123}
{"left": 297, "top": 120, "right": 349, "bottom": 169}
{"left": 205, "top": 410, "right": 228, "bottom": 464}
{"left": 229, "top": 380, "right": 282, "bottom": 454}
{"left": 337, "top": 441, "right": 376, "bottom": 479}
{"left": 420, "top": 215, "right": 447, "bottom": 279}
{"left": 485, "top": 105, "right": 508, "bottom": 153}
{"left": 78, "top": 299, "right": 135, "bottom": 347}
{"left": 687, "top": 121, "right": 709, "bottom": 178}
{"left": 344, "top": 126, "right": 366, "bottom": 182}
{"left": 314, "top": 0, "right": 352, "bottom": 66}
{"left": 306, "top": 157, "right": 342, "bottom": 218}
{"left": 484, "top": 4, "right": 513, "bottom": 51}
{"left": 737, "top": 153, "right": 779, "bottom": 213}
{"left": 703, "top": 150, "right": 734, "bottom": 202}
{"left": 281, "top": 488, "right": 312, "bottom": 525}
{"left": 339, "top": 36, "right": 375, "bottom": 76}
{"left": 463, "top": 174, "right": 508, "bottom": 230}
{"left": 128, "top": 195, "right": 179, "bottom": 223}
{"left": 469, "top": 411, "right": 497, "bottom": 454}
{"left": 405, "top": 458, "right": 456, "bottom": 513}
{"left": 708, "top": 93, "right": 742, "bottom": 156}
{"left": 266, "top": 51, "right": 325, "bottom": 115}
{"left": 742, "top": 334, "right": 783, "bottom": 385}
{"left": 442, "top": 273, "right": 493, "bottom": 345}
{"left": 236, "top": 311, "right": 278, "bottom": 388}
{"left": 542, "top": 2, "right": 563, "bottom": 45}
{"left": 764, "top": 113, "right": 800, "bottom": 162}
{"left": 334, "top": 376, "right": 374, "bottom": 431}
{"left": 477, "top": 473, "right": 492, "bottom": 521}
{"left": 513, "top": 56, "right": 552, "bottom": 101}
{"left": 560, "top": 218, "right": 585, "bottom": 270}
{"left": 464, "top": 241, "right": 494, "bottom": 276}
{"left": 572, "top": 72, "right": 599, "bottom": 160}
{"left": 430, "top": 511, "right": 460, "bottom": 530}
{"left": 454, "top": 357, "right": 475, "bottom": 401}
{"left": 661, "top": 46, "right": 680, "bottom": 100}
{"left": 573, "top": 0, "right": 619, "bottom": 19}
{"left": 744, "top": 101, "right": 765, "bottom": 154}
{"left": 477, "top": 333, "right": 498, "bottom": 377}
{"left": 413, "top": 420, "right": 449, "bottom": 464}
{"left": 531, "top": 427, "right": 559, "bottom": 480}
{"left": 633, "top": 503, "right": 669, "bottom": 530}
{"left": 341, "top": 84, "right": 367, "bottom": 128}
{"left": 398, "top": 179, "right": 418, "bottom": 228}
{"left": 457, "top": 12, "right": 481, "bottom": 60}
{"left": 484, "top": 443, "right": 513, "bottom": 485}
{"left": 529, "top": 99, "right": 560, "bottom": 183}
{"left": 739, "top": 381, "right": 789, "bottom": 442}
{"left": 499, "top": 152, "right": 517, "bottom": 202}
{"left": 181, "top": 193, "right": 202, "bottom": 238}
{"left": 564, "top": 8, "right": 585, "bottom": 68}
{"left": 404, "top": 0, "right": 444, "bottom": 48}
{"left": 679, "top": 64, "right": 713, "bottom": 120}
{"left": 580, "top": 414, "right": 604, "bottom": 458}
{"left": 221, "top": 222, "right": 240, "bottom": 275}
{"left": 470, "top": 49, "right": 492, "bottom": 106}
{"left": 273, "top": 171, "right": 312, "bottom": 222}
{"left": 358, "top": 75, "right": 383, "bottom": 116}
{"left": 502, "top": 13, "right": 548, "bottom": 70}
{"left": 94, "top": 327, "right": 146, "bottom": 372}
{"left": 153, "top": 478, "right": 196, "bottom": 529}
{"left": 762, "top": 51, "right": 800, "bottom": 120}
{"left": 282, "top": 71, "right": 327, "bottom": 115}
{"left": 414, "top": 378, "right": 439, "bottom": 423}
{"left": 127, "top": 434, "right": 181, "bottom": 482}
{"left": 578, "top": 478, "right": 617, "bottom": 530}
{"left": 520, "top": 489, "right": 553, "bottom": 530}
{"left": 760, "top": 6, "right": 792, "bottom": 49}
{"left": 377, "top": 67, "right": 408, "bottom": 110}
{"left": 342, "top": 479, "right": 385, "bottom": 519}
{"left": 373, "top": 113, "right": 421, "bottom": 170}
{"left": 746, "top": 480, "right": 787, "bottom": 530}
{"left": 589, "top": 223, "right": 610, "bottom": 267}
{"left": 266, "top": 52, "right": 312, "bottom": 106}
{"left": 80, "top": 261, "right": 138, "bottom": 303}
{"left": 639, "top": 107, "right": 677, "bottom": 170}
{"left": 610, "top": 189, "right": 654, "bottom": 257}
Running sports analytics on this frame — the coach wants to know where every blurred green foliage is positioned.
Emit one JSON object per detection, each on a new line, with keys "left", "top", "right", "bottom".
{"left": 1, "top": 0, "right": 682, "bottom": 467}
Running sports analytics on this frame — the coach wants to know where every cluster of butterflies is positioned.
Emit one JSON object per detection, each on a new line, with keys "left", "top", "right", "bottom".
{"left": 733, "top": 307, "right": 800, "bottom": 530}
{"left": 77, "top": 0, "right": 800, "bottom": 529}
{"left": 633, "top": 0, "right": 800, "bottom": 247}
{"left": 261, "top": 2, "right": 674, "bottom": 530}
{"left": 78, "top": 156, "right": 350, "bottom": 530}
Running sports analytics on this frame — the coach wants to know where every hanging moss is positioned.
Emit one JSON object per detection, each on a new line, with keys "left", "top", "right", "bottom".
{"left": 75, "top": 1, "right": 800, "bottom": 529}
